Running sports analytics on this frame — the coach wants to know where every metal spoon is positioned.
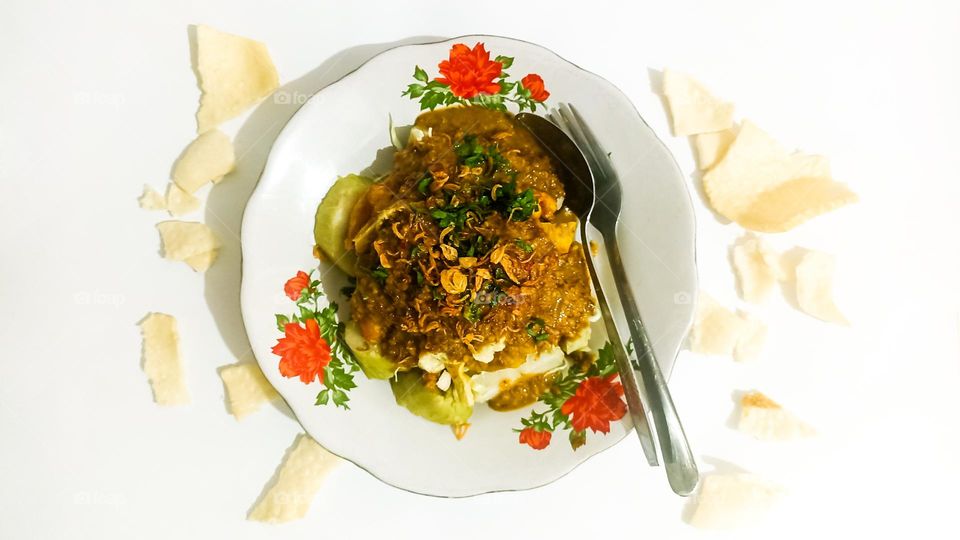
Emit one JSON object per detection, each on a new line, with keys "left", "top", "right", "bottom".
{"left": 515, "top": 113, "right": 659, "bottom": 467}
{"left": 549, "top": 104, "right": 699, "bottom": 496}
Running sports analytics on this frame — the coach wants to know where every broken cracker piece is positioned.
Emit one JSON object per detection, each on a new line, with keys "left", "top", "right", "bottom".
{"left": 733, "top": 314, "right": 767, "bottom": 362}
{"left": 157, "top": 221, "right": 221, "bottom": 267}
{"left": 662, "top": 70, "right": 734, "bottom": 136}
{"left": 693, "top": 127, "right": 737, "bottom": 170}
{"left": 689, "top": 473, "right": 784, "bottom": 530}
{"left": 184, "top": 249, "right": 219, "bottom": 272}
{"left": 703, "top": 121, "right": 830, "bottom": 218}
{"left": 172, "top": 130, "right": 236, "bottom": 194}
{"left": 738, "top": 391, "right": 816, "bottom": 440}
{"left": 732, "top": 233, "right": 782, "bottom": 304}
{"left": 220, "top": 362, "right": 280, "bottom": 419}
{"left": 737, "top": 176, "right": 859, "bottom": 233}
{"left": 139, "top": 313, "right": 189, "bottom": 405}
{"left": 139, "top": 185, "right": 167, "bottom": 211}
{"left": 702, "top": 120, "right": 856, "bottom": 232}
{"left": 689, "top": 294, "right": 747, "bottom": 356}
{"left": 165, "top": 183, "right": 201, "bottom": 216}
{"left": 195, "top": 25, "right": 279, "bottom": 133}
{"left": 249, "top": 434, "right": 342, "bottom": 523}
{"left": 794, "top": 250, "right": 849, "bottom": 325}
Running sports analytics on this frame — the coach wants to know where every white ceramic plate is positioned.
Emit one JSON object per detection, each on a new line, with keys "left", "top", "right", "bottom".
{"left": 240, "top": 35, "right": 697, "bottom": 497}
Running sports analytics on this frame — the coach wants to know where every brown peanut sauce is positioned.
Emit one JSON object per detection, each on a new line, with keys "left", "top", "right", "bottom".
{"left": 348, "top": 106, "right": 595, "bottom": 373}
{"left": 487, "top": 372, "right": 560, "bottom": 411}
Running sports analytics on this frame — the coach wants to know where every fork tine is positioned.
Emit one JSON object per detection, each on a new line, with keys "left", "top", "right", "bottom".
{"left": 566, "top": 104, "right": 615, "bottom": 179}
{"left": 557, "top": 104, "right": 603, "bottom": 174}
{"left": 545, "top": 108, "right": 563, "bottom": 130}
{"left": 546, "top": 108, "right": 576, "bottom": 144}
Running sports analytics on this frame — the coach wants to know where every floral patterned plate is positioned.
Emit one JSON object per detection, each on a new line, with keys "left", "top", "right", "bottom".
{"left": 240, "top": 36, "right": 698, "bottom": 497}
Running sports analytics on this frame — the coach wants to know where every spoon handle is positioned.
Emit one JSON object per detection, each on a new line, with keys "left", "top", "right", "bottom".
{"left": 603, "top": 233, "right": 699, "bottom": 496}
{"left": 580, "top": 226, "right": 659, "bottom": 466}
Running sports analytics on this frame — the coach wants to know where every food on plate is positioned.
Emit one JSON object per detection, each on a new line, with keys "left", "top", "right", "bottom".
{"left": 270, "top": 43, "right": 630, "bottom": 450}
{"left": 139, "top": 313, "right": 189, "bottom": 405}
{"left": 157, "top": 220, "right": 221, "bottom": 271}
{"left": 689, "top": 472, "right": 784, "bottom": 530}
{"left": 165, "top": 183, "right": 201, "bottom": 216}
{"left": 310, "top": 106, "right": 598, "bottom": 429}
{"left": 248, "top": 434, "right": 341, "bottom": 523}
{"left": 693, "top": 127, "right": 737, "bottom": 170}
{"left": 313, "top": 173, "right": 374, "bottom": 274}
{"left": 702, "top": 120, "right": 857, "bottom": 232}
{"left": 738, "top": 391, "right": 816, "bottom": 440}
{"left": 194, "top": 25, "right": 279, "bottom": 133}
{"left": 391, "top": 369, "right": 474, "bottom": 426}
{"left": 342, "top": 320, "right": 399, "bottom": 379}
{"left": 662, "top": 69, "right": 734, "bottom": 136}
{"left": 731, "top": 233, "right": 782, "bottom": 304}
{"left": 138, "top": 185, "right": 167, "bottom": 210}
{"left": 219, "top": 362, "right": 280, "bottom": 419}
{"left": 793, "top": 250, "right": 849, "bottom": 325}
{"left": 172, "top": 129, "right": 236, "bottom": 194}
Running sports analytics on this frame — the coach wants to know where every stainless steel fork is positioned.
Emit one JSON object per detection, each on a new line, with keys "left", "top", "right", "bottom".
{"left": 548, "top": 104, "right": 699, "bottom": 496}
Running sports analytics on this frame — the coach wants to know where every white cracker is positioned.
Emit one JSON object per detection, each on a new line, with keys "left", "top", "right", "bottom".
{"left": 248, "top": 434, "right": 343, "bottom": 523}
{"left": 195, "top": 25, "right": 279, "bottom": 133}
{"left": 220, "top": 363, "right": 280, "bottom": 419}
{"left": 139, "top": 313, "right": 189, "bottom": 405}
{"left": 662, "top": 70, "right": 734, "bottom": 136}
{"left": 689, "top": 473, "right": 784, "bottom": 530}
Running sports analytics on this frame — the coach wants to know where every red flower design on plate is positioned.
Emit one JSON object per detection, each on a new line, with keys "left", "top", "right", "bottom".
{"left": 436, "top": 43, "right": 503, "bottom": 99}
{"left": 284, "top": 270, "right": 311, "bottom": 301}
{"left": 518, "top": 427, "right": 552, "bottom": 450}
{"left": 560, "top": 374, "right": 627, "bottom": 434}
{"left": 272, "top": 318, "right": 332, "bottom": 384}
{"left": 521, "top": 74, "right": 550, "bottom": 102}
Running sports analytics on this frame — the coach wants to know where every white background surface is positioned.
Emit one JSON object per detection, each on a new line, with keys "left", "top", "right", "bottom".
{"left": 1, "top": 0, "right": 958, "bottom": 538}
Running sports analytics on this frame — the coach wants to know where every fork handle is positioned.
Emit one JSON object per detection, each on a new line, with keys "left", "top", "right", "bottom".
{"left": 580, "top": 226, "right": 659, "bottom": 466}
{"left": 603, "top": 231, "right": 699, "bottom": 496}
